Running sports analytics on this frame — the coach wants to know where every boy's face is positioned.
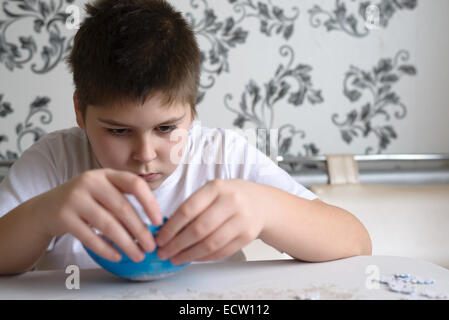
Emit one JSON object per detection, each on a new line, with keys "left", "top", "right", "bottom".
{"left": 74, "top": 92, "right": 193, "bottom": 190}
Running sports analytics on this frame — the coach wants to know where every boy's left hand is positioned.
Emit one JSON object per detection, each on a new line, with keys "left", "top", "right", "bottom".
{"left": 155, "top": 179, "right": 266, "bottom": 265}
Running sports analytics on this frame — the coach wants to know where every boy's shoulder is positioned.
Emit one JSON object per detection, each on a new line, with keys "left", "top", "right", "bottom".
{"left": 29, "top": 127, "right": 85, "bottom": 149}
{"left": 186, "top": 124, "right": 261, "bottom": 166}
{"left": 189, "top": 123, "right": 248, "bottom": 144}
{"left": 22, "top": 126, "right": 88, "bottom": 162}
{"left": 188, "top": 124, "right": 251, "bottom": 154}
{"left": 41, "top": 126, "right": 85, "bottom": 141}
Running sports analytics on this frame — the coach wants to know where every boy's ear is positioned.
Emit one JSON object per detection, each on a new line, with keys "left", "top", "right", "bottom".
{"left": 73, "top": 91, "right": 85, "bottom": 130}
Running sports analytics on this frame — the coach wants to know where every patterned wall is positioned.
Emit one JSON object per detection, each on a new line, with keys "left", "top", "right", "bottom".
{"left": 1, "top": 0, "right": 448, "bottom": 163}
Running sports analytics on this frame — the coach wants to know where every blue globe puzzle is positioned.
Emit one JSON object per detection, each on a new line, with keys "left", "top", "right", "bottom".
{"left": 83, "top": 217, "right": 190, "bottom": 281}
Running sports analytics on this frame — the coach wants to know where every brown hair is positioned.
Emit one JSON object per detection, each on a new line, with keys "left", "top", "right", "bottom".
{"left": 67, "top": 0, "right": 201, "bottom": 119}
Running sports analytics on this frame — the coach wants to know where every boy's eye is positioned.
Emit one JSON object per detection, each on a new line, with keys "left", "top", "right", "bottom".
{"left": 158, "top": 125, "right": 176, "bottom": 133}
{"left": 107, "top": 128, "right": 129, "bottom": 136}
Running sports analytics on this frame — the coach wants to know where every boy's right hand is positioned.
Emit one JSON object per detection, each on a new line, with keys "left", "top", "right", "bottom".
{"left": 33, "top": 168, "right": 162, "bottom": 263}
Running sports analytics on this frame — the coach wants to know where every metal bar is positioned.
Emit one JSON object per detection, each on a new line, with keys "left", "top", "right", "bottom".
{"left": 2, "top": 154, "right": 449, "bottom": 167}
{"left": 277, "top": 154, "right": 449, "bottom": 163}
{"left": 292, "top": 168, "right": 449, "bottom": 187}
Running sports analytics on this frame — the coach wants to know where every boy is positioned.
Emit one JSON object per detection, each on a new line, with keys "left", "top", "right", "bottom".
{"left": 0, "top": 0, "right": 371, "bottom": 275}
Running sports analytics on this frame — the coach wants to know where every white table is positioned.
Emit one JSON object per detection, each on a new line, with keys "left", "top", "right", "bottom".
{"left": 1, "top": 255, "right": 449, "bottom": 300}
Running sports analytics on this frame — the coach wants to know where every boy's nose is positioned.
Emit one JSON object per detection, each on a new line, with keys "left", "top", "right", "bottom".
{"left": 132, "top": 137, "right": 157, "bottom": 163}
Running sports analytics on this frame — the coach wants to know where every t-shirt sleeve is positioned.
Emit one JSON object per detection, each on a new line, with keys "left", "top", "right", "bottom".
{"left": 0, "top": 141, "right": 60, "bottom": 217}
{"left": 0, "top": 139, "right": 60, "bottom": 251}
{"left": 222, "top": 129, "right": 318, "bottom": 200}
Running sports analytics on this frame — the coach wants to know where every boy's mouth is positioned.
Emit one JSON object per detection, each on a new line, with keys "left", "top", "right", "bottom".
{"left": 138, "top": 173, "right": 160, "bottom": 182}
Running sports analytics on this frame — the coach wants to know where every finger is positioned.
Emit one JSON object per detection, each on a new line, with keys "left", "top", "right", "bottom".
{"left": 194, "top": 237, "right": 247, "bottom": 263}
{"left": 66, "top": 214, "right": 123, "bottom": 262}
{"left": 105, "top": 169, "right": 163, "bottom": 226}
{"left": 157, "top": 196, "right": 234, "bottom": 260}
{"left": 156, "top": 180, "right": 220, "bottom": 247}
{"left": 78, "top": 196, "right": 146, "bottom": 263}
{"left": 169, "top": 217, "right": 240, "bottom": 265}
{"left": 90, "top": 179, "right": 156, "bottom": 253}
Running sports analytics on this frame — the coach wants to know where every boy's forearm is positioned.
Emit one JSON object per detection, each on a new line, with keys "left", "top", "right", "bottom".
{"left": 258, "top": 184, "right": 372, "bottom": 262}
{"left": 0, "top": 196, "right": 53, "bottom": 275}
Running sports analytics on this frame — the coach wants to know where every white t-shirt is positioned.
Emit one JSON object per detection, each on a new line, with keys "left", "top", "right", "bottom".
{"left": 0, "top": 123, "right": 317, "bottom": 270}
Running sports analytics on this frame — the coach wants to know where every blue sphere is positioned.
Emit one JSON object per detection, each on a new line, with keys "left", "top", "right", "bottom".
{"left": 83, "top": 218, "right": 189, "bottom": 281}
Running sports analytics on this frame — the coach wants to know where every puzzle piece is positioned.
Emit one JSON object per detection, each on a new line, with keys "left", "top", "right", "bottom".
{"left": 376, "top": 272, "right": 447, "bottom": 299}
{"left": 388, "top": 278, "right": 415, "bottom": 295}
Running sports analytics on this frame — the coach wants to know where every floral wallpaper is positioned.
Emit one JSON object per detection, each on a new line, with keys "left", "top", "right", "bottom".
{"left": 1, "top": 0, "right": 447, "bottom": 165}
{"left": 1, "top": 0, "right": 74, "bottom": 161}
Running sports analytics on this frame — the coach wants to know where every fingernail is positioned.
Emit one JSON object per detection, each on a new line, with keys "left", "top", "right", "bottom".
{"left": 136, "top": 252, "right": 145, "bottom": 262}
{"left": 148, "top": 241, "right": 156, "bottom": 252}
{"left": 171, "top": 258, "right": 183, "bottom": 266}
{"left": 158, "top": 250, "right": 167, "bottom": 260}
{"left": 143, "top": 236, "right": 155, "bottom": 251}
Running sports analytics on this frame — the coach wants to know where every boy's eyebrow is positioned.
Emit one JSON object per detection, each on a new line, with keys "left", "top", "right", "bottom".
{"left": 97, "top": 113, "right": 186, "bottom": 127}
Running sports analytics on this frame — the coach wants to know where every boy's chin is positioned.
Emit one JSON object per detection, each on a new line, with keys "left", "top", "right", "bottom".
{"left": 146, "top": 177, "right": 164, "bottom": 190}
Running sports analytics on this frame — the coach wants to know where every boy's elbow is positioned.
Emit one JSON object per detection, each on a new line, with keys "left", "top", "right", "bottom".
{"left": 345, "top": 207, "right": 372, "bottom": 256}
{"left": 360, "top": 240, "right": 372, "bottom": 256}
{"left": 358, "top": 228, "right": 373, "bottom": 256}
{"left": 0, "top": 266, "right": 33, "bottom": 277}
{"left": 0, "top": 261, "right": 36, "bottom": 276}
